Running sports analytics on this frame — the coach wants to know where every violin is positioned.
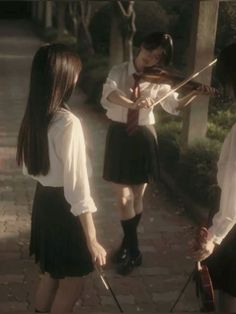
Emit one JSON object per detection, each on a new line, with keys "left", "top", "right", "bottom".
{"left": 142, "top": 66, "right": 220, "bottom": 97}
{"left": 194, "top": 227, "right": 215, "bottom": 312}
{"left": 170, "top": 226, "right": 215, "bottom": 313}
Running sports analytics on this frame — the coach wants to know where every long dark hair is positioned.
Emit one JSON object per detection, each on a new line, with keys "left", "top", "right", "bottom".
{"left": 141, "top": 32, "right": 173, "bottom": 66}
{"left": 16, "top": 43, "right": 82, "bottom": 175}
{"left": 216, "top": 43, "right": 236, "bottom": 97}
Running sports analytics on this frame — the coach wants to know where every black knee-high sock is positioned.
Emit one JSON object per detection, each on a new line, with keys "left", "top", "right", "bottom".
{"left": 121, "top": 217, "right": 140, "bottom": 257}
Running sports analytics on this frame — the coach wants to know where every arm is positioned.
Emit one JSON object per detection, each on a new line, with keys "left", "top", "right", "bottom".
{"left": 177, "top": 85, "right": 217, "bottom": 110}
{"left": 153, "top": 84, "right": 216, "bottom": 114}
{"left": 176, "top": 90, "right": 198, "bottom": 110}
{"left": 101, "top": 64, "right": 151, "bottom": 110}
{"left": 107, "top": 90, "right": 135, "bottom": 109}
{"left": 55, "top": 116, "right": 106, "bottom": 265}
{"left": 79, "top": 212, "right": 106, "bottom": 265}
{"left": 107, "top": 90, "right": 151, "bottom": 110}
{"left": 193, "top": 127, "right": 236, "bottom": 261}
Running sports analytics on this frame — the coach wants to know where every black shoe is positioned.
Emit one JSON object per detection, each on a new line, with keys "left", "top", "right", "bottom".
{"left": 111, "top": 245, "right": 128, "bottom": 264}
{"left": 116, "top": 252, "right": 142, "bottom": 276}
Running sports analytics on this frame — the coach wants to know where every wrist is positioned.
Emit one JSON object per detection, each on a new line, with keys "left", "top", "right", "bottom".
{"left": 86, "top": 236, "right": 97, "bottom": 245}
{"left": 131, "top": 101, "right": 138, "bottom": 110}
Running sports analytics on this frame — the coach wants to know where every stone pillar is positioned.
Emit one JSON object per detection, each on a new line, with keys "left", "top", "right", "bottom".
{"left": 181, "top": 0, "right": 219, "bottom": 148}
{"left": 56, "top": 1, "right": 67, "bottom": 39}
{"left": 31, "top": 2, "right": 38, "bottom": 21}
{"left": 45, "top": 1, "right": 53, "bottom": 28}
{"left": 37, "top": 0, "right": 44, "bottom": 24}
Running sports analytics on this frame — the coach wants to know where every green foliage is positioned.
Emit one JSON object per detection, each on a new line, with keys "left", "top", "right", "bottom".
{"left": 89, "top": 3, "right": 111, "bottom": 55}
{"left": 177, "top": 139, "right": 221, "bottom": 207}
{"left": 79, "top": 55, "right": 109, "bottom": 110}
{"left": 157, "top": 121, "right": 181, "bottom": 172}
{"left": 134, "top": 2, "right": 170, "bottom": 42}
{"left": 157, "top": 99, "right": 236, "bottom": 208}
{"left": 216, "top": 2, "right": 236, "bottom": 52}
{"left": 207, "top": 122, "right": 228, "bottom": 142}
{"left": 210, "top": 109, "right": 236, "bottom": 130}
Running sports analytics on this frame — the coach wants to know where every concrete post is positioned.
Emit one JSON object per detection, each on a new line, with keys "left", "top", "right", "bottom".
{"left": 31, "top": 1, "right": 38, "bottom": 21}
{"left": 45, "top": 1, "right": 53, "bottom": 28}
{"left": 37, "top": 0, "right": 44, "bottom": 24}
{"left": 181, "top": 0, "right": 219, "bottom": 148}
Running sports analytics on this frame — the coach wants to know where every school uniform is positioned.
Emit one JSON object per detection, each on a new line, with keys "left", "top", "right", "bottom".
{"left": 204, "top": 122, "right": 236, "bottom": 296}
{"left": 23, "top": 108, "right": 96, "bottom": 279}
{"left": 101, "top": 60, "right": 180, "bottom": 185}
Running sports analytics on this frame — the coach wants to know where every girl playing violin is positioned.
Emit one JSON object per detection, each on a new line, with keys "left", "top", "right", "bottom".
{"left": 194, "top": 43, "right": 236, "bottom": 313}
{"left": 101, "top": 31, "right": 212, "bottom": 276}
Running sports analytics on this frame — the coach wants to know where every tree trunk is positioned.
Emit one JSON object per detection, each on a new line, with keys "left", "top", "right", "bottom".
{"left": 57, "top": 2, "right": 67, "bottom": 39}
{"left": 109, "top": 4, "right": 124, "bottom": 67}
{"left": 122, "top": 1, "right": 136, "bottom": 61}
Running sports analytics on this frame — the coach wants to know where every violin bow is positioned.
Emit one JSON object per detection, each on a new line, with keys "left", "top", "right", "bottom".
{"left": 169, "top": 269, "right": 195, "bottom": 312}
{"left": 95, "top": 265, "right": 124, "bottom": 313}
{"left": 170, "top": 227, "right": 215, "bottom": 313}
{"left": 151, "top": 59, "right": 217, "bottom": 107}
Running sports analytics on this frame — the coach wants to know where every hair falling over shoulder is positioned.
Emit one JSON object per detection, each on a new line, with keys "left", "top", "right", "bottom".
{"left": 16, "top": 43, "right": 82, "bottom": 175}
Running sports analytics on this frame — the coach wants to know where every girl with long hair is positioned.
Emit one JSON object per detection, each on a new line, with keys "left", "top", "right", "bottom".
{"left": 17, "top": 43, "right": 106, "bottom": 313}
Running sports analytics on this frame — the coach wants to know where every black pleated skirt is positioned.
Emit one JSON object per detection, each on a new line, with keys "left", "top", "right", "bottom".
{"left": 30, "top": 183, "right": 94, "bottom": 279}
{"left": 203, "top": 225, "right": 236, "bottom": 296}
{"left": 103, "top": 121, "right": 160, "bottom": 185}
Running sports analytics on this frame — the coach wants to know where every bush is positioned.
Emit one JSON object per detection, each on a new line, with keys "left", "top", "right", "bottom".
{"left": 210, "top": 109, "right": 236, "bottom": 130}
{"left": 157, "top": 121, "right": 181, "bottom": 172}
{"left": 177, "top": 139, "right": 221, "bottom": 207}
{"left": 207, "top": 122, "right": 228, "bottom": 142}
{"left": 79, "top": 55, "right": 109, "bottom": 110}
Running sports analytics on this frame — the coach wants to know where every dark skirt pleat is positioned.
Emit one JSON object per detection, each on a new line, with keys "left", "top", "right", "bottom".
{"left": 203, "top": 225, "right": 236, "bottom": 296}
{"left": 103, "top": 121, "right": 160, "bottom": 185}
{"left": 30, "top": 183, "right": 94, "bottom": 279}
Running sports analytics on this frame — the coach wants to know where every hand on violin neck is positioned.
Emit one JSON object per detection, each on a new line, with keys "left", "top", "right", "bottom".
{"left": 191, "top": 227, "right": 216, "bottom": 261}
{"left": 195, "top": 84, "right": 218, "bottom": 96}
{"left": 193, "top": 239, "right": 215, "bottom": 262}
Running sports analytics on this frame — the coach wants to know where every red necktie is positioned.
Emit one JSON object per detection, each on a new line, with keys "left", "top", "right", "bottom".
{"left": 126, "top": 73, "right": 141, "bottom": 135}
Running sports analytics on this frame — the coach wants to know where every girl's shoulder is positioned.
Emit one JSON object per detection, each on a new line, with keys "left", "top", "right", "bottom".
{"left": 109, "top": 61, "right": 129, "bottom": 73}
{"left": 50, "top": 108, "right": 81, "bottom": 133}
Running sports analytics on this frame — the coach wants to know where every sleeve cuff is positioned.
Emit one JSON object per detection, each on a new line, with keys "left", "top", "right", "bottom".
{"left": 70, "top": 198, "right": 97, "bottom": 216}
{"left": 207, "top": 227, "right": 224, "bottom": 245}
{"left": 101, "top": 80, "right": 127, "bottom": 109}
{"left": 160, "top": 92, "right": 180, "bottom": 116}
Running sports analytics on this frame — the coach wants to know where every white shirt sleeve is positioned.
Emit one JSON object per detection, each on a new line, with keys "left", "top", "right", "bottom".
{"left": 156, "top": 84, "right": 180, "bottom": 116}
{"left": 101, "top": 65, "right": 127, "bottom": 110}
{"left": 207, "top": 125, "right": 236, "bottom": 244}
{"left": 55, "top": 117, "right": 97, "bottom": 216}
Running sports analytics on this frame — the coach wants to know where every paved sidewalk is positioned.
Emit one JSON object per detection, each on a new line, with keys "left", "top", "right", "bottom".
{"left": 0, "top": 20, "right": 200, "bottom": 313}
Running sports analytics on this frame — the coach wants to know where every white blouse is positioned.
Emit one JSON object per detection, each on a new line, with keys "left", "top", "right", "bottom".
{"left": 208, "top": 122, "right": 236, "bottom": 244}
{"left": 101, "top": 60, "right": 180, "bottom": 124}
{"left": 23, "top": 108, "right": 97, "bottom": 217}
